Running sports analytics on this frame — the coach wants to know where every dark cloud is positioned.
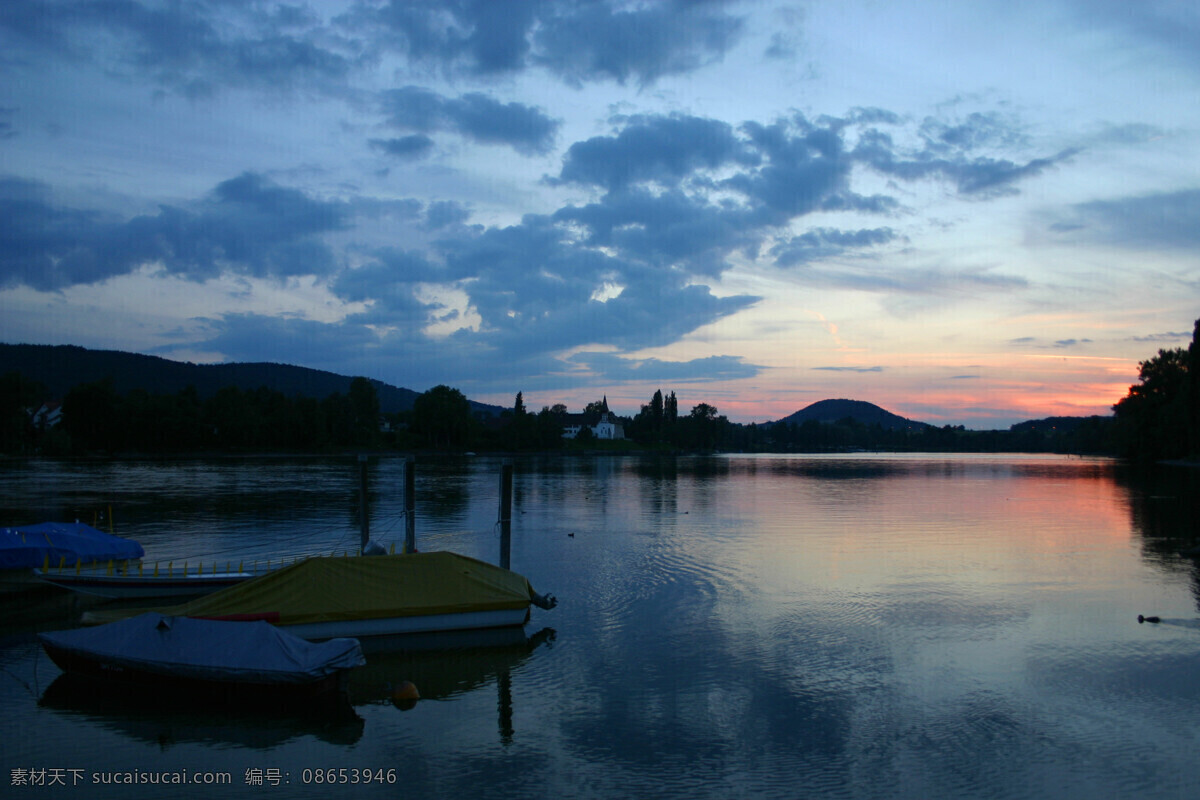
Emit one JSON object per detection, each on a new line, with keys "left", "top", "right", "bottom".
{"left": 0, "top": 107, "right": 16, "bottom": 139}
{"left": 852, "top": 110, "right": 1078, "bottom": 197}
{"left": 435, "top": 214, "right": 760, "bottom": 359}
{"left": 570, "top": 353, "right": 762, "bottom": 384}
{"left": 0, "top": 172, "right": 346, "bottom": 290}
{"left": 554, "top": 188, "right": 759, "bottom": 277}
{"left": 340, "top": 0, "right": 541, "bottom": 77}
{"left": 423, "top": 200, "right": 471, "bottom": 230}
{"left": 333, "top": 249, "right": 435, "bottom": 301}
{"left": 855, "top": 126, "right": 1078, "bottom": 197}
{"left": 346, "top": 0, "right": 744, "bottom": 87}
{"left": 772, "top": 227, "right": 900, "bottom": 267}
{"left": 551, "top": 112, "right": 905, "bottom": 271}
{"left": 0, "top": 0, "right": 355, "bottom": 98}
{"left": 369, "top": 135, "right": 435, "bottom": 159}
{"left": 1050, "top": 189, "right": 1200, "bottom": 249}
{"left": 1132, "top": 331, "right": 1191, "bottom": 342}
{"left": 533, "top": 0, "right": 745, "bottom": 87}
{"left": 555, "top": 114, "right": 753, "bottom": 192}
{"left": 192, "top": 312, "right": 390, "bottom": 373}
{"left": 379, "top": 86, "right": 559, "bottom": 154}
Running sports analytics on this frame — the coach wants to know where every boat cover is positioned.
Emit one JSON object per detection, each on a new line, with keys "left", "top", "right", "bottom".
{"left": 39, "top": 613, "right": 364, "bottom": 684}
{"left": 88, "top": 551, "right": 537, "bottom": 628}
{"left": 0, "top": 522, "right": 144, "bottom": 569}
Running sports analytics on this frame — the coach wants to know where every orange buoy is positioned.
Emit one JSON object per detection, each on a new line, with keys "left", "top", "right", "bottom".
{"left": 392, "top": 681, "right": 420, "bottom": 701}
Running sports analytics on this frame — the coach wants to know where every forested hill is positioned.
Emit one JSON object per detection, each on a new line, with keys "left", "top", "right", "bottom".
{"left": 772, "top": 399, "right": 930, "bottom": 431}
{"left": 0, "top": 343, "right": 501, "bottom": 416}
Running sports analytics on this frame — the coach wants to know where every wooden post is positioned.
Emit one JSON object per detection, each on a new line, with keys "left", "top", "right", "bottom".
{"left": 499, "top": 459, "right": 513, "bottom": 570}
{"left": 404, "top": 455, "right": 416, "bottom": 554}
{"left": 358, "top": 454, "right": 370, "bottom": 551}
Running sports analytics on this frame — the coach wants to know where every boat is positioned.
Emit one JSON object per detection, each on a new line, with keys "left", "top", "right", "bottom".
{"left": 35, "top": 560, "right": 280, "bottom": 600}
{"left": 83, "top": 551, "right": 557, "bottom": 639}
{"left": 1, "top": 522, "right": 144, "bottom": 594}
{"left": 39, "top": 612, "right": 366, "bottom": 711}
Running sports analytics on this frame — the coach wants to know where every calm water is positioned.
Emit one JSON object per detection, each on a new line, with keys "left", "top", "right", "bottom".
{"left": 2, "top": 454, "right": 1199, "bottom": 799}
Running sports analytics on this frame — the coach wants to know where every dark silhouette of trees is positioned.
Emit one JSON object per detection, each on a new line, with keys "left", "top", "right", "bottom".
{"left": 1113, "top": 342, "right": 1193, "bottom": 461}
{"left": 1, "top": 371, "right": 45, "bottom": 454}
{"left": 412, "top": 385, "right": 473, "bottom": 449}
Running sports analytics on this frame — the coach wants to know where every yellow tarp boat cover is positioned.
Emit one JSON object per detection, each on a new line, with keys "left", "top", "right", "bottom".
{"left": 85, "top": 552, "right": 537, "bottom": 627}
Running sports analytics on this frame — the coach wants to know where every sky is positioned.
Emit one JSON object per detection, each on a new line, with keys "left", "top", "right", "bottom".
{"left": 1, "top": 0, "right": 1198, "bottom": 429}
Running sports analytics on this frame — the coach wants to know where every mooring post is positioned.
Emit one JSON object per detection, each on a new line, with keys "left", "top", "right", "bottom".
{"left": 358, "top": 454, "right": 370, "bottom": 551}
{"left": 404, "top": 454, "right": 416, "bottom": 554}
{"left": 499, "top": 459, "right": 513, "bottom": 570}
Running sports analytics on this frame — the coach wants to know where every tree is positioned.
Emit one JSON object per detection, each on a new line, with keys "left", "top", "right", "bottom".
{"left": 61, "top": 378, "right": 120, "bottom": 453}
{"left": 348, "top": 377, "right": 381, "bottom": 446}
{"left": 0, "top": 371, "right": 44, "bottom": 454}
{"left": 412, "top": 385, "right": 473, "bottom": 448}
{"left": 1113, "top": 346, "right": 1190, "bottom": 460}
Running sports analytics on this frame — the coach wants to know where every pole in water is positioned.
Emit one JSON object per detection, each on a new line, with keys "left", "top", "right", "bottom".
{"left": 404, "top": 454, "right": 416, "bottom": 554}
{"left": 499, "top": 459, "right": 513, "bottom": 570}
{"left": 358, "top": 454, "right": 370, "bottom": 551}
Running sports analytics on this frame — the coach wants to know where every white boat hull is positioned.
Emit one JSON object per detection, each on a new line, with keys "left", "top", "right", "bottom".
{"left": 235, "top": 607, "right": 532, "bottom": 640}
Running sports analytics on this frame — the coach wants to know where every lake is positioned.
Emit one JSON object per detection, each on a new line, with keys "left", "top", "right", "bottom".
{"left": 2, "top": 453, "right": 1199, "bottom": 799}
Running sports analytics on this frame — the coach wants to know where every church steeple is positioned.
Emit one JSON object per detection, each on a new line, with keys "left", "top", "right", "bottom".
{"left": 601, "top": 395, "right": 610, "bottom": 414}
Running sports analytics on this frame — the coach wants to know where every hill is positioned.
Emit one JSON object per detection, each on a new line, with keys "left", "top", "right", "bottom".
{"left": 771, "top": 399, "right": 930, "bottom": 431}
{"left": 0, "top": 343, "right": 504, "bottom": 416}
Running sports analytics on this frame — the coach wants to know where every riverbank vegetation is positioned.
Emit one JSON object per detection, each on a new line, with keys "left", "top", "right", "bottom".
{"left": 2, "top": 319, "right": 1196, "bottom": 459}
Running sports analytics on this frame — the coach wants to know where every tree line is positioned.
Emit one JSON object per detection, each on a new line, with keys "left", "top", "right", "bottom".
{"left": 3, "top": 321, "right": 1196, "bottom": 458}
{"left": 1110, "top": 318, "right": 1200, "bottom": 462}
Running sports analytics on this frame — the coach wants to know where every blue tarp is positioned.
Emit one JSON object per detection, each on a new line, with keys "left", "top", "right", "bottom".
{"left": 40, "top": 613, "right": 365, "bottom": 685}
{"left": 0, "top": 522, "right": 144, "bottom": 569}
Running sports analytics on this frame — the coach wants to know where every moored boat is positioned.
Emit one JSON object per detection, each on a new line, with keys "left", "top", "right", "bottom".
{"left": 83, "top": 551, "right": 557, "bottom": 639}
{"left": 39, "top": 612, "right": 365, "bottom": 709}
{"left": 1, "top": 522, "right": 144, "bottom": 594}
{"left": 35, "top": 561, "right": 281, "bottom": 600}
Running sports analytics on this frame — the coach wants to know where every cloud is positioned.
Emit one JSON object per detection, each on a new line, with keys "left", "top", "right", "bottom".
{"left": 569, "top": 352, "right": 763, "bottom": 383}
{"left": 346, "top": 0, "right": 745, "bottom": 88}
{"left": 532, "top": 0, "right": 746, "bottom": 87}
{"left": 423, "top": 200, "right": 471, "bottom": 230}
{"left": 369, "top": 135, "right": 435, "bottom": 159}
{"left": 554, "top": 188, "right": 759, "bottom": 277}
{"left": 0, "top": 0, "right": 355, "bottom": 98}
{"left": 772, "top": 227, "right": 900, "bottom": 267}
{"left": 378, "top": 86, "right": 559, "bottom": 154}
{"left": 853, "top": 114, "right": 1079, "bottom": 197}
{"left": 0, "top": 172, "right": 346, "bottom": 290}
{"left": 1049, "top": 189, "right": 1200, "bottom": 249}
{"left": 554, "top": 114, "right": 753, "bottom": 192}
{"left": 438, "top": 214, "right": 761, "bottom": 355}
{"left": 792, "top": 263, "right": 1027, "bottom": 296}
{"left": 1131, "top": 331, "right": 1191, "bottom": 342}
{"left": 0, "top": 107, "right": 16, "bottom": 139}
{"left": 812, "top": 366, "right": 884, "bottom": 373}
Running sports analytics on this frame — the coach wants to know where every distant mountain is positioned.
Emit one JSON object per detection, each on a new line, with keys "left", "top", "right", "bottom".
{"left": 771, "top": 399, "right": 930, "bottom": 431}
{"left": 0, "top": 343, "right": 504, "bottom": 416}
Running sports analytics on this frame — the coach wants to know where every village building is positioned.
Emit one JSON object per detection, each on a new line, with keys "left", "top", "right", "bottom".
{"left": 561, "top": 396, "right": 625, "bottom": 440}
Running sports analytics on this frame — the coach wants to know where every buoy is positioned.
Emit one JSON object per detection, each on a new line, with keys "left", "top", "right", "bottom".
{"left": 391, "top": 680, "right": 420, "bottom": 710}
{"left": 392, "top": 680, "right": 420, "bottom": 700}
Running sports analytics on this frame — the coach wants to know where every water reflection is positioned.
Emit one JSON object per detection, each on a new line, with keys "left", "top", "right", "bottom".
{"left": 4, "top": 454, "right": 1200, "bottom": 799}
{"left": 39, "top": 675, "right": 365, "bottom": 749}
{"left": 1119, "top": 464, "right": 1200, "bottom": 610}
